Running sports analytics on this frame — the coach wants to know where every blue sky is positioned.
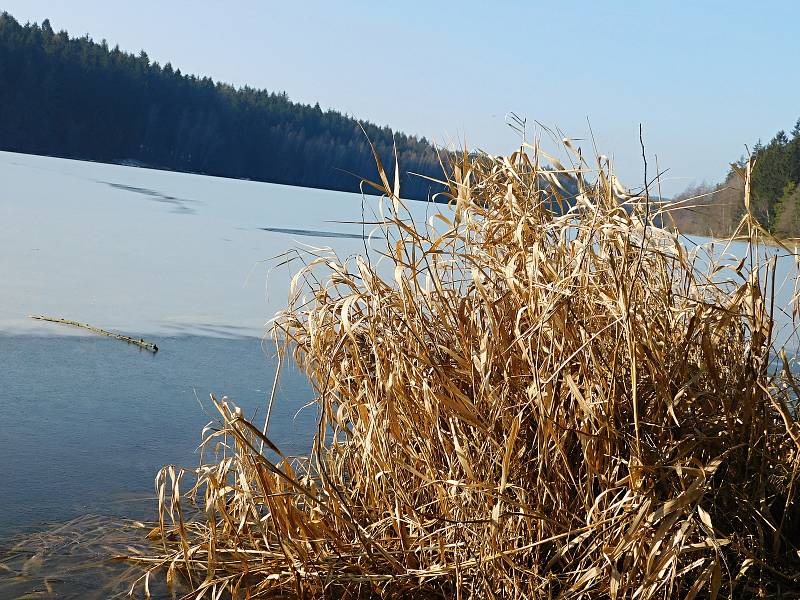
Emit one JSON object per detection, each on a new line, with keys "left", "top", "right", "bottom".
{"left": 3, "top": 0, "right": 798, "bottom": 194}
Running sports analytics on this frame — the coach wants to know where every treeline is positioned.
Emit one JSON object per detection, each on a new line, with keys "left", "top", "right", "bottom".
{"left": 670, "top": 120, "right": 800, "bottom": 238}
{"left": 747, "top": 124, "right": 800, "bottom": 236}
{"left": 0, "top": 13, "right": 444, "bottom": 200}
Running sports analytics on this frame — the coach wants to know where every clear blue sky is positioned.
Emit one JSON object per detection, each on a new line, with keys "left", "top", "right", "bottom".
{"left": 3, "top": 0, "right": 797, "bottom": 194}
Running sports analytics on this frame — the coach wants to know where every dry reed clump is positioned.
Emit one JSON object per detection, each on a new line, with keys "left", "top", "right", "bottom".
{"left": 135, "top": 140, "right": 800, "bottom": 599}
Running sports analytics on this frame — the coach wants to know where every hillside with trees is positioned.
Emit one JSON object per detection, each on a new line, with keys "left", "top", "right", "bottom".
{"left": 669, "top": 120, "right": 800, "bottom": 238}
{"left": 0, "top": 13, "right": 444, "bottom": 200}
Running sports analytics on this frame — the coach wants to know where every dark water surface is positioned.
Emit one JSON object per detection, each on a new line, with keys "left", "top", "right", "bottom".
{"left": 0, "top": 334, "right": 315, "bottom": 539}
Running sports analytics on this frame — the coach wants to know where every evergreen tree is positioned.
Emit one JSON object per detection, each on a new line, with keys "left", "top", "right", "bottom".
{"left": 0, "top": 12, "right": 445, "bottom": 201}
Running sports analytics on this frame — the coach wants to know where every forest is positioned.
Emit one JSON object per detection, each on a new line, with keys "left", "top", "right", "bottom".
{"left": 0, "top": 13, "right": 444, "bottom": 201}
{"left": 670, "top": 120, "right": 800, "bottom": 238}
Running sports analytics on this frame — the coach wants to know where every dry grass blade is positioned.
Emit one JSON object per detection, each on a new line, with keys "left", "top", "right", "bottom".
{"left": 133, "top": 138, "right": 800, "bottom": 598}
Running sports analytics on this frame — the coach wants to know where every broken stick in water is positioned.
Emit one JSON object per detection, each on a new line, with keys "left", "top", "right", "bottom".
{"left": 28, "top": 315, "right": 159, "bottom": 352}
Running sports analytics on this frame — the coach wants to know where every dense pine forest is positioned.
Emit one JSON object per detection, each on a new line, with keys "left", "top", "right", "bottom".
{"left": 670, "top": 121, "right": 800, "bottom": 238}
{"left": 0, "top": 13, "right": 444, "bottom": 200}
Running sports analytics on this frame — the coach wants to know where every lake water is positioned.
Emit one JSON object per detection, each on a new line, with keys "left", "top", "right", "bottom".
{"left": 0, "top": 335, "right": 315, "bottom": 537}
{"left": 0, "top": 150, "right": 437, "bottom": 529}
{"left": 2, "top": 151, "right": 800, "bottom": 597}
{"left": 0, "top": 151, "right": 446, "bottom": 597}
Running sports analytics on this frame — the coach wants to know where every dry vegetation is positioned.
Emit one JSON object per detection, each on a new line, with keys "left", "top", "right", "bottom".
{"left": 132, "top": 139, "right": 800, "bottom": 598}
{"left": 0, "top": 515, "right": 171, "bottom": 599}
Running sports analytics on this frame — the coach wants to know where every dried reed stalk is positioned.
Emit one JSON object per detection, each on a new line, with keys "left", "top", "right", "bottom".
{"left": 132, "top": 139, "right": 800, "bottom": 598}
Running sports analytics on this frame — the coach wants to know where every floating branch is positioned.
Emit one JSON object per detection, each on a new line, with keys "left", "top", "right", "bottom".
{"left": 28, "top": 315, "right": 159, "bottom": 352}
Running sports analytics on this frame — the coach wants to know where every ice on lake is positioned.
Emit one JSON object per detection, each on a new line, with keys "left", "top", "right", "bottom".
{"left": 0, "top": 151, "right": 443, "bottom": 338}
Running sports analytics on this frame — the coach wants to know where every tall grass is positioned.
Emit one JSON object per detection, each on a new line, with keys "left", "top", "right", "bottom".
{"left": 133, "top": 139, "right": 800, "bottom": 598}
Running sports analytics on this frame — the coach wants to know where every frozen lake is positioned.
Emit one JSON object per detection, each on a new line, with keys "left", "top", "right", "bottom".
{"left": 0, "top": 151, "right": 440, "bottom": 337}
